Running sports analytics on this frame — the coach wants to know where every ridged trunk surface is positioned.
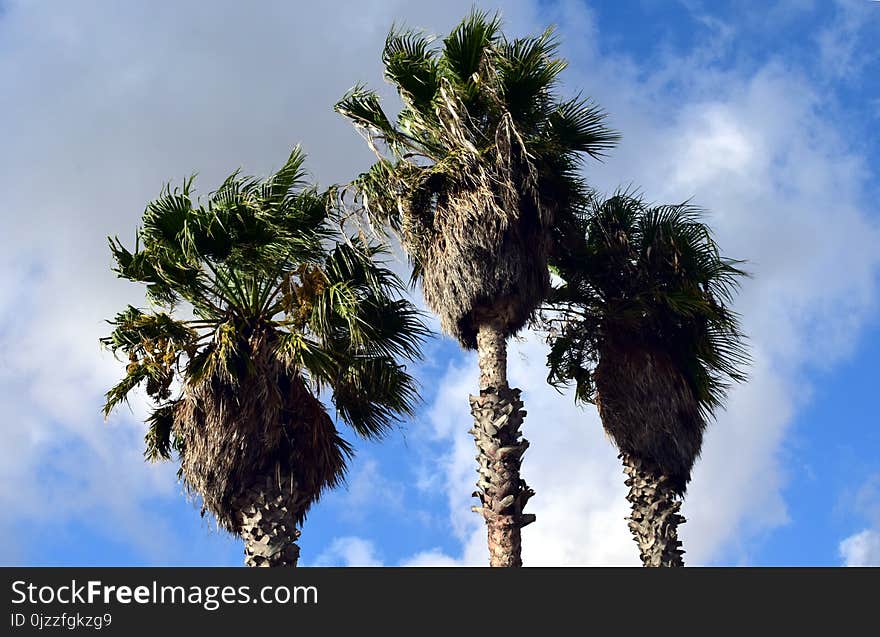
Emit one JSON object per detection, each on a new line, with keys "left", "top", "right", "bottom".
{"left": 622, "top": 453, "right": 685, "bottom": 567}
{"left": 235, "top": 475, "right": 303, "bottom": 567}
{"left": 470, "top": 324, "right": 535, "bottom": 567}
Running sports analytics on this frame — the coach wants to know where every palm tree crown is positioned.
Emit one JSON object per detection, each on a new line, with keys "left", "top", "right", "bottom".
{"left": 102, "top": 147, "right": 426, "bottom": 534}
{"left": 545, "top": 192, "right": 749, "bottom": 490}
{"left": 335, "top": 9, "right": 618, "bottom": 348}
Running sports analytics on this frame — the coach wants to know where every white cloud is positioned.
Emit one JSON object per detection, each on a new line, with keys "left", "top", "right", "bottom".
{"left": 311, "top": 536, "right": 383, "bottom": 567}
{"left": 840, "top": 530, "right": 880, "bottom": 566}
{"left": 313, "top": 537, "right": 479, "bottom": 567}
{"left": 332, "top": 457, "right": 406, "bottom": 523}
{"left": 838, "top": 474, "right": 880, "bottom": 566}
{"left": 401, "top": 550, "right": 464, "bottom": 567}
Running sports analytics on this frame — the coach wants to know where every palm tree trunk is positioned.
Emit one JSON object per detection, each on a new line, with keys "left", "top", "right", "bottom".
{"left": 621, "top": 453, "right": 685, "bottom": 567}
{"left": 469, "top": 323, "right": 535, "bottom": 567}
{"left": 236, "top": 475, "right": 302, "bottom": 567}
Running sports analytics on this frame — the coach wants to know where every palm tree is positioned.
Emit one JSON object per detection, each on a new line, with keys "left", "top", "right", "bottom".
{"left": 335, "top": 10, "right": 617, "bottom": 566}
{"left": 543, "top": 192, "right": 748, "bottom": 566}
{"left": 102, "top": 148, "right": 426, "bottom": 566}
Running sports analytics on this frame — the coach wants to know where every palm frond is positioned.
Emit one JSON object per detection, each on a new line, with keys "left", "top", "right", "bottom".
{"left": 497, "top": 27, "right": 565, "bottom": 122}
{"left": 441, "top": 9, "right": 501, "bottom": 87}
{"left": 384, "top": 29, "right": 440, "bottom": 111}
{"left": 144, "top": 402, "right": 181, "bottom": 462}
{"left": 331, "top": 355, "right": 420, "bottom": 438}
{"left": 334, "top": 87, "right": 402, "bottom": 150}
{"left": 545, "top": 96, "right": 620, "bottom": 159}
{"left": 260, "top": 145, "right": 308, "bottom": 207}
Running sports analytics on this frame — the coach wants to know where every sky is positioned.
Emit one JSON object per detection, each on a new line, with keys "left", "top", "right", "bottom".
{"left": 0, "top": 0, "right": 878, "bottom": 567}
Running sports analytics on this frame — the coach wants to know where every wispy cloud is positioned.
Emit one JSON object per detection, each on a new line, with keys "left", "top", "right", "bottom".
{"left": 817, "top": 0, "right": 880, "bottom": 81}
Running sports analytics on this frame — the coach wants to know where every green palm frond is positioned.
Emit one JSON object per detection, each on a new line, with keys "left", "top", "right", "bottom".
{"left": 349, "top": 159, "right": 404, "bottom": 228}
{"left": 259, "top": 145, "right": 309, "bottom": 207}
{"left": 101, "top": 307, "right": 198, "bottom": 416}
{"left": 139, "top": 178, "right": 196, "bottom": 254}
{"left": 286, "top": 247, "right": 426, "bottom": 399}
{"left": 331, "top": 355, "right": 420, "bottom": 438}
{"left": 441, "top": 10, "right": 501, "bottom": 88}
{"left": 544, "top": 96, "right": 620, "bottom": 159}
{"left": 335, "top": 87, "right": 404, "bottom": 150}
{"left": 102, "top": 363, "right": 152, "bottom": 417}
{"left": 384, "top": 29, "right": 439, "bottom": 111}
{"left": 496, "top": 27, "right": 565, "bottom": 122}
{"left": 144, "top": 402, "right": 182, "bottom": 462}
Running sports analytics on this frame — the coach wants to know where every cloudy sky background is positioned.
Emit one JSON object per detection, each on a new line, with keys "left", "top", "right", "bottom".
{"left": 1, "top": 0, "right": 878, "bottom": 566}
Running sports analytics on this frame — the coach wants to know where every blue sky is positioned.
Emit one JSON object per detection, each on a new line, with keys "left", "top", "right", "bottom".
{"left": 1, "top": 0, "right": 878, "bottom": 567}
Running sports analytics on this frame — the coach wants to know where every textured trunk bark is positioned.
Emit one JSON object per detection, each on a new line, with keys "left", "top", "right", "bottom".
{"left": 236, "top": 475, "right": 302, "bottom": 567}
{"left": 470, "top": 324, "right": 535, "bottom": 567}
{"left": 621, "top": 453, "right": 685, "bottom": 567}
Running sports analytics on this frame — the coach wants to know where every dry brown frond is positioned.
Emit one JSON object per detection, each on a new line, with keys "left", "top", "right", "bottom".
{"left": 594, "top": 339, "right": 704, "bottom": 493}
{"left": 404, "top": 82, "right": 553, "bottom": 347}
{"left": 173, "top": 329, "right": 349, "bottom": 532}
